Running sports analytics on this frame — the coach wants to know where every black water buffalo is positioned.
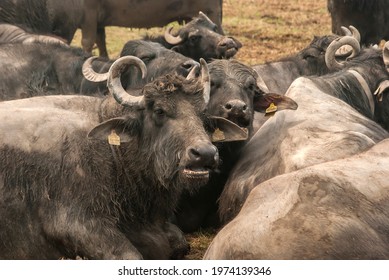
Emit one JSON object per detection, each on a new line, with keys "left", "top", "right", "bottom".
{"left": 0, "top": 38, "right": 199, "bottom": 100}
{"left": 0, "top": 57, "right": 244, "bottom": 259}
{"left": 0, "top": 0, "right": 224, "bottom": 57}
{"left": 328, "top": 0, "right": 389, "bottom": 45}
{"left": 81, "top": 39, "right": 200, "bottom": 94}
{"left": 218, "top": 40, "right": 389, "bottom": 225}
{"left": 205, "top": 138, "right": 389, "bottom": 259}
{"left": 252, "top": 27, "right": 361, "bottom": 132}
{"left": 146, "top": 12, "right": 242, "bottom": 62}
{"left": 174, "top": 59, "right": 298, "bottom": 232}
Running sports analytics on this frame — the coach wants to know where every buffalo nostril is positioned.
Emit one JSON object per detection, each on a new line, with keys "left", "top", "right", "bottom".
{"left": 187, "top": 144, "right": 218, "bottom": 168}
{"left": 189, "top": 148, "right": 201, "bottom": 160}
{"left": 225, "top": 99, "right": 247, "bottom": 113}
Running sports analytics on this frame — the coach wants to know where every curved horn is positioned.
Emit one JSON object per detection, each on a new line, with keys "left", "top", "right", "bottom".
{"left": 186, "top": 64, "right": 200, "bottom": 80}
{"left": 336, "top": 25, "right": 361, "bottom": 57}
{"left": 340, "top": 25, "right": 361, "bottom": 42}
{"left": 82, "top": 56, "right": 110, "bottom": 82}
{"left": 164, "top": 26, "right": 183, "bottom": 45}
{"left": 199, "top": 11, "right": 214, "bottom": 25}
{"left": 325, "top": 36, "right": 360, "bottom": 70}
{"left": 383, "top": 41, "right": 389, "bottom": 72}
{"left": 108, "top": 56, "right": 147, "bottom": 107}
{"left": 199, "top": 58, "right": 210, "bottom": 105}
{"left": 22, "top": 35, "right": 68, "bottom": 46}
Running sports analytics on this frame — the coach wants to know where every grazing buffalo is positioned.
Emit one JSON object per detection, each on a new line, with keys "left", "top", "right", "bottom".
{"left": 0, "top": 0, "right": 224, "bottom": 57}
{"left": 328, "top": 0, "right": 389, "bottom": 45}
{"left": 204, "top": 138, "right": 389, "bottom": 259}
{"left": 218, "top": 40, "right": 389, "bottom": 224}
{"left": 0, "top": 39, "right": 199, "bottom": 100}
{"left": 0, "top": 57, "right": 243, "bottom": 259}
{"left": 174, "top": 59, "right": 298, "bottom": 232}
{"left": 146, "top": 12, "right": 242, "bottom": 62}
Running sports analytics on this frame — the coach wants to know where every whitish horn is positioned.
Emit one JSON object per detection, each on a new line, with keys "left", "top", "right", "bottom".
{"left": 108, "top": 56, "right": 147, "bottom": 107}
{"left": 199, "top": 58, "right": 210, "bottom": 105}
{"left": 164, "top": 26, "right": 183, "bottom": 45}
{"left": 325, "top": 36, "right": 360, "bottom": 70}
{"left": 82, "top": 56, "right": 110, "bottom": 82}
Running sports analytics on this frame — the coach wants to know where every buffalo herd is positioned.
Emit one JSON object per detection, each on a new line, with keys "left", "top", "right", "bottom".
{"left": 0, "top": 0, "right": 389, "bottom": 260}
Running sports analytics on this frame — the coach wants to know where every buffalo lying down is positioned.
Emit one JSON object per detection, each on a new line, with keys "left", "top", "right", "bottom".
{"left": 0, "top": 57, "right": 245, "bottom": 259}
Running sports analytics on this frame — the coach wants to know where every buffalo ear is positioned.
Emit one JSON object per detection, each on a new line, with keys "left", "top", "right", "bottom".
{"left": 253, "top": 93, "right": 298, "bottom": 114}
{"left": 88, "top": 117, "right": 140, "bottom": 144}
{"left": 209, "top": 116, "right": 249, "bottom": 143}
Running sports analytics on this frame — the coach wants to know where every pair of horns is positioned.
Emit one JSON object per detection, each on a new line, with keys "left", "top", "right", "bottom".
{"left": 82, "top": 56, "right": 210, "bottom": 107}
{"left": 325, "top": 25, "right": 361, "bottom": 70}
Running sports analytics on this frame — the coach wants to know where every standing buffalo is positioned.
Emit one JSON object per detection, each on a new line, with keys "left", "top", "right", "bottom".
{"left": 328, "top": 0, "right": 389, "bottom": 45}
{"left": 0, "top": 57, "right": 244, "bottom": 259}
{"left": 0, "top": 0, "right": 224, "bottom": 57}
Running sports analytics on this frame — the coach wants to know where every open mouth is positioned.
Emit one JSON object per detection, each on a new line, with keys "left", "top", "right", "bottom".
{"left": 182, "top": 168, "right": 210, "bottom": 180}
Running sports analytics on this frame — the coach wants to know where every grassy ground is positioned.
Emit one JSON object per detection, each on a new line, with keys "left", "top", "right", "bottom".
{"left": 73, "top": 0, "right": 332, "bottom": 259}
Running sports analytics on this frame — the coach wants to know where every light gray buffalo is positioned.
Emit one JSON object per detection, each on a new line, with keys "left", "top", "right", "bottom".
{"left": 218, "top": 40, "right": 389, "bottom": 224}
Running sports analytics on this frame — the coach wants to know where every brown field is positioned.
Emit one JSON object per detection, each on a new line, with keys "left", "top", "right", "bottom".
{"left": 73, "top": 0, "right": 332, "bottom": 260}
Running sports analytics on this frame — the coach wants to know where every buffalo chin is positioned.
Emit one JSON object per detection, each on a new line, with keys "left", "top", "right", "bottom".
{"left": 180, "top": 168, "right": 210, "bottom": 191}
{"left": 223, "top": 48, "right": 239, "bottom": 59}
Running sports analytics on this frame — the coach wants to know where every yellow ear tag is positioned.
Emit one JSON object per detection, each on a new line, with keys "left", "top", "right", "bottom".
{"left": 108, "top": 130, "right": 121, "bottom": 146}
{"left": 265, "top": 102, "right": 278, "bottom": 115}
{"left": 212, "top": 128, "right": 226, "bottom": 142}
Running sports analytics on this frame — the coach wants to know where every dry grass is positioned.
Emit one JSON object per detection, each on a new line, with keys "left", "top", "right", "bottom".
{"left": 72, "top": 0, "right": 331, "bottom": 65}
{"left": 72, "top": 0, "right": 332, "bottom": 260}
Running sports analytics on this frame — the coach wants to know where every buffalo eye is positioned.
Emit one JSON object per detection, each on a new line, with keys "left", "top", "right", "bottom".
{"left": 244, "top": 77, "right": 257, "bottom": 93}
{"left": 154, "top": 108, "right": 165, "bottom": 116}
{"left": 188, "top": 35, "right": 201, "bottom": 44}
{"left": 153, "top": 108, "right": 166, "bottom": 126}
{"left": 139, "top": 54, "right": 155, "bottom": 63}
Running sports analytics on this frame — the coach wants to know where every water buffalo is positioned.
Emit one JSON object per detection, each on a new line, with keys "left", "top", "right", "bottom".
{"left": 174, "top": 59, "right": 298, "bottom": 232}
{"left": 0, "top": 0, "right": 224, "bottom": 57}
{"left": 218, "top": 40, "right": 389, "bottom": 224}
{"left": 328, "top": 0, "right": 389, "bottom": 45}
{"left": 81, "top": 39, "right": 200, "bottom": 94}
{"left": 0, "top": 23, "right": 67, "bottom": 45}
{"left": 0, "top": 38, "right": 199, "bottom": 100}
{"left": 0, "top": 57, "right": 244, "bottom": 259}
{"left": 146, "top": 11, "right": 242, "bottom": 62}
{"left": 251, "top": 26, "right": 361, "bottom": 132}
{"left": 205, "top": 138, "right": 389, "bottom": 259}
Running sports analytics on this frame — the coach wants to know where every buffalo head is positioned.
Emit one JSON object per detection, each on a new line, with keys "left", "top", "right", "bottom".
{"left": 82, "top": 40, "right": 201, "bottom": 92}
{"left": 164, "top": 12, "right": 242, "bottom": 62}
{"left": 207, "top": 59, "right": 298, "bottom": 137}
{"left": 89, "top": 57, "right": 246, "bottom": 189}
